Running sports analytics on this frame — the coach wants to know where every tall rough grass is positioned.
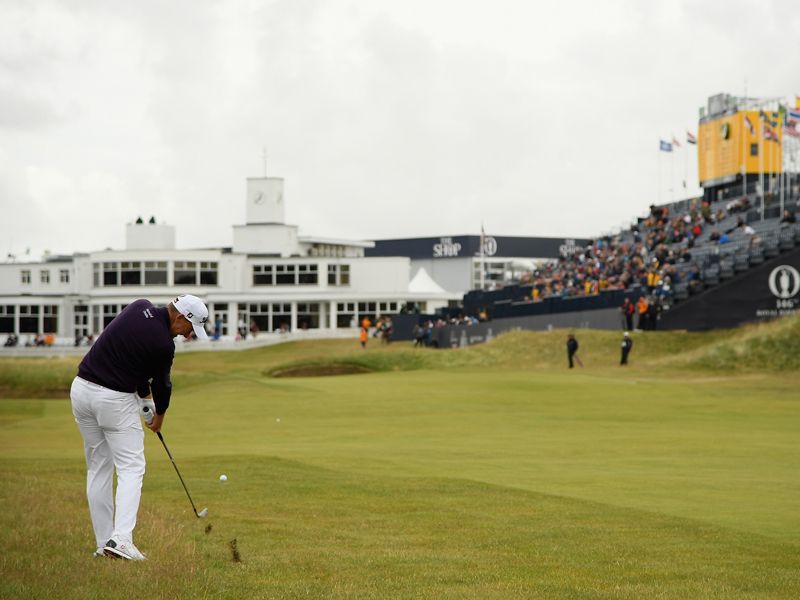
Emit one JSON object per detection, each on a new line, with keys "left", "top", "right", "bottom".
{"left": 662, "top": 313, "right": 800, "bottom": 372}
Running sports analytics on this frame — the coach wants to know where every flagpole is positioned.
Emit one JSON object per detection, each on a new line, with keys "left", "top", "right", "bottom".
{"left": 780, "top": 125, "right": 785, "bottom": 216}
{"left": 684, "top": 135, "right": 688, "bottom": 194}
{"left": 759, "top": 111, "right": 764, "bottom": 221}
{"left": 479, "top": 223, "right": 485, "bottom": 291}
{"left": 770, "top": 114, "right": 776, "bottom": 210}
{"left": 765, "top": 117, "right": 775, "bottom": 211}
{"left": 772, "top": 113, "right": 778, "bottom": 214}
{"left": 671, "top": 144, "right": 675, "bottom": 202}
{"left": 658, "top": 145, "right": 661, "bottom": 205}
{"left": 742, "top": 82, "right": 747, "bottom": 199}
{"left": 741, "top": 109, "right": 747, "bottom": 199}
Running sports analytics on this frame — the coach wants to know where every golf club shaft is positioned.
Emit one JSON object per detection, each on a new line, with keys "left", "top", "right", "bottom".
{"left": 157, "top": 431, "right": 202, "bottom": 517}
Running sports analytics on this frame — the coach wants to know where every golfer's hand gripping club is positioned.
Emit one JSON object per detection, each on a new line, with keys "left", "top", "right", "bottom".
{"left": 140, "top": 403, "right": 163, "bottom": 433}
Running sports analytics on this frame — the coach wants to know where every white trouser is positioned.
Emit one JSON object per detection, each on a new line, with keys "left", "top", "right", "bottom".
{"left": 70, "top": 376, "right": 145, "bottom": 549}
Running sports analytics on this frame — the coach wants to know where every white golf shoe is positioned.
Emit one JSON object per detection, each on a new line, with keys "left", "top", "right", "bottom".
{"left": 103, "top": 538, "right": 146, "bottom": 561}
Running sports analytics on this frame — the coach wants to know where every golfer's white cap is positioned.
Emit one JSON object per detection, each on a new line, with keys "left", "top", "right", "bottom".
{"left": 173, "top": 294, "right": 209, "bottom": 340}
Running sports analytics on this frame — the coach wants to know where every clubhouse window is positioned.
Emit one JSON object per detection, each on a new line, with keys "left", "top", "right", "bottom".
{"left": 271, "top": 303, "right": 291, "bottom": 331}
{"left": 95, "top": 261, "right": 169, "bottom": 286}
{"left": 199, "top": 261, "right": 218, "bottom": 285}
{"left": 174, "top": 261, "right": 198, "bottom": 285}
{"left": 43, "top": 305, "right": 58, "bottom": 332}
{"left": 18, "top": 305, "right": 40, "bottom": 333}
{"left": 298, "top": 264, "right": 318, "bottom": 285}
{"left": 211, "top": 303, "right": 229, "bottom": 335}
{"left": 336, "top": 302, "right": 356, "bottom": 328}
{"left": 102, "top": 262, "right": 119, "bottom": 286}
{"left": 247, "top": 303, "right": 270, "bottom": 332}
{"left": 253, "top": 264, "right": 273, "bottom": 286}
{"left": 297, "top": 303, "right": 320, "bottom": 329}
{"left": 243, "top": 302, "right": 293, "bottom": 332}
{"left": 0, "top": 305, "right": 14, "bottom": 333}
{"left": 275, "top": 264, "right": 296, "bottom": 285}
{"left": 254, "top": 263, "right": 318, "bottom": 286}
{"left": 144, "top": 261, "right": 168, "bottom": 285}
{"left": 120, "top": 262, "right": 142, "bottom": 286}
{"left": 378, "top": 302, "right": 399, "bottom": 315}
{"left": 358, "top": 302, "right": 377, "bottom": 317}
{"left": 328, "top": 264, "right": 350, "bottom": 286}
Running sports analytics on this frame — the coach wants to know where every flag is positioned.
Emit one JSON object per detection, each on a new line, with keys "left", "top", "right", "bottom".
{"left": 758, "top": 110, "right": 777, "bottom": 127}
{"left": 686, "top": 131, "right": 697, "bottom": 144}
{"left": 659, "top": 140, "right": 672, "bottom": 152}
{"left": 763, "top": 124, "right": 778, "bottom": 142}
{"left": 788, "top": 109, "right": 800, "bottom": 122}
{"left": 744, "top": 115, "right": 755, "bottom": 135}
{"left": 784, "top": 126, "right": 800, "bottom": 139}
{"left": 671, "top": 136, "right": 681, "bottom": 148}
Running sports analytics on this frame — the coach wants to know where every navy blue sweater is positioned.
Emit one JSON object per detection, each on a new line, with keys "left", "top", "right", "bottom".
{"left": 78, "top": 299, "right": 174, "bottom": 414}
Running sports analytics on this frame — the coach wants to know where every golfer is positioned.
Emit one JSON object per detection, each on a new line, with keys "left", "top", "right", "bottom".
{"left": 70, "top": 295, "right": 209, "bottom": 560}
{"left": 566, "top": 333, "right": 582, "bottom": 368}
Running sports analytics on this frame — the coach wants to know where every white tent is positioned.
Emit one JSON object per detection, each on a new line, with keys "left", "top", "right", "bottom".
{"left": 409, "top": 267, "right": 446, "bottom": 294}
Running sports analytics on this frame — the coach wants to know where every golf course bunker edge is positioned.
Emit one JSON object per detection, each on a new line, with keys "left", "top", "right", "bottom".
{"left": 269, "top": 362, "right": 374, "bottom": 378}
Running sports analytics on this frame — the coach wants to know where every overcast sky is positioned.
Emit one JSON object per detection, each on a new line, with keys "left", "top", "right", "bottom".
{"left": 2, "top": 0, "right": 799, "bottom": 259}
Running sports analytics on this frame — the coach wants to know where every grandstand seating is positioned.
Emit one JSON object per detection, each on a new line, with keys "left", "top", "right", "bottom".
{"left": 462, "top": 193, "right": 800, "bottom": 320}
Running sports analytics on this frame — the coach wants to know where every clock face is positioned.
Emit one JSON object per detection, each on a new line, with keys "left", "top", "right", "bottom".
{"left": 254, "top": 191, "right": 265, "bottom": 205}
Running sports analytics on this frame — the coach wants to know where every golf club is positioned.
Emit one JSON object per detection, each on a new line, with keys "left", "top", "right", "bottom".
{"left": 156, "top": 430, "right": 208, "bottom": 519}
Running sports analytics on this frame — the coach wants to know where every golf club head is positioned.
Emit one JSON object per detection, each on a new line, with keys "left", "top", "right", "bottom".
{"left": 197, "top": 507, "right": 208, "bottom": 518}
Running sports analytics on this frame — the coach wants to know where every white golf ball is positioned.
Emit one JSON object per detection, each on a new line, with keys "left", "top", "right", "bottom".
{"left": 219, "top": 474, "right": 227, "bottom": 482}
{"left": 276, "top": 418, "right": 280, "bottom": 423}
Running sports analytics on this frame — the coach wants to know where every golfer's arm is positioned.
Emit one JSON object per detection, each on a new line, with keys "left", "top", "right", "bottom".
{"left": 150, "top": 351, "right": 174, "bottom": 415}
{"left": 151, "top": 375, "right": 172, "bottom": 414}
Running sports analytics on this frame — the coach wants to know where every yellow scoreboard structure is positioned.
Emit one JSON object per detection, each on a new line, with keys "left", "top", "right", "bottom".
{"left": 698, "top": 110, "right": 783, "bottom": 188}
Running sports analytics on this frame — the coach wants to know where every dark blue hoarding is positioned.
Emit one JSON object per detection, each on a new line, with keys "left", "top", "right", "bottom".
{"left": 365, "top": 235, "right": 592, "bottom": 260}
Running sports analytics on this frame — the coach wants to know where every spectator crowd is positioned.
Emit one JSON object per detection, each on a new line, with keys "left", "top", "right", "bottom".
{"left": 492, "top": 194, "right": 800, "bottom": 321}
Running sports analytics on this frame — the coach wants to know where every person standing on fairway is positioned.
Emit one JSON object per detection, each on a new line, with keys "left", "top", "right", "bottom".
{"left": 70, "top": 294, "right": 209, "bottom": 560}
{"left": 566, "top": 333, "right": 582, "bottom": 368}
{"left": 620, "top": 331, "right": 633, "bottom": 366}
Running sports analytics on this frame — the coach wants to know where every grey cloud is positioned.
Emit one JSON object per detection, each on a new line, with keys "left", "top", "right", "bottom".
{"left": 0, "top": 87, "right": 59, "bottom": 130}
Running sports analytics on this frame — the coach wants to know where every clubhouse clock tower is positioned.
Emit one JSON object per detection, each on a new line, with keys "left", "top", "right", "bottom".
{"left": 246, "top": 177, "right": 285, "bottom": 224}
{"left": 233, "top": 176, "right": 298, "bottom": 256}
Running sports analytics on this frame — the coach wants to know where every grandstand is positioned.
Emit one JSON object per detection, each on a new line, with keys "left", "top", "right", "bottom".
{"left": 455, "top": 191, "right": 798, "bottom": 321}
{"left": 439, "top": 92, "right": 800, "bottom": 341}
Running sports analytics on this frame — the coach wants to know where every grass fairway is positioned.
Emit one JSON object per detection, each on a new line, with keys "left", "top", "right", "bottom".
{"left": 1, "top": 322, "right": 799, "bottom": 598}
